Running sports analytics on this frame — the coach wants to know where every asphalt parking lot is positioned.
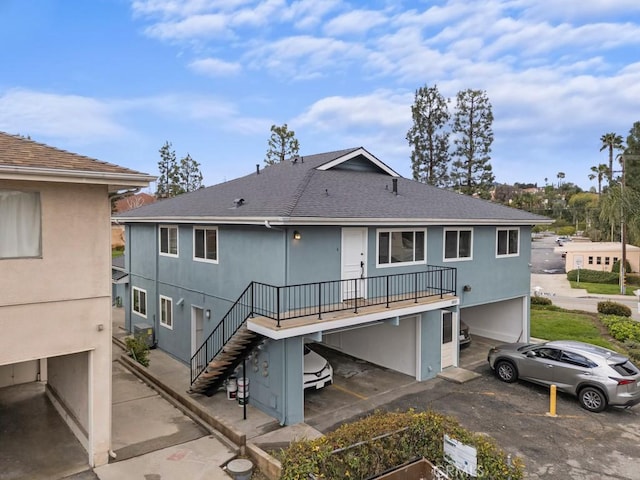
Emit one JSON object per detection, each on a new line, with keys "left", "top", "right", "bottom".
{"left": 298, "top": 338, "right": 640, "bottom": 480}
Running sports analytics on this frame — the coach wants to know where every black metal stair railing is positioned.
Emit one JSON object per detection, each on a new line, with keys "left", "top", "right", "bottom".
{"left": 190, "top": 266, "right": 456, "bottom": 385}
{"left": 190, "top": 283, "right": 253, "bottom": 384}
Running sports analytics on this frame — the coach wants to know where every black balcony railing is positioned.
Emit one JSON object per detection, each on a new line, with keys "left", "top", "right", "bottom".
{"left": 190, "top": 266, "right": 456, "bottom": 384}
{"left": 252, "top": 266, "right": 457, "bottom": 327}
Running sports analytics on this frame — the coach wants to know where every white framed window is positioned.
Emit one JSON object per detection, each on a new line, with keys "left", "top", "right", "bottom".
{"left": 0, "top": 189, "right": 42, "bottom": 259}
{"left": 132, "top": 287, "right": 147, "bottom": 317}
{"left": 496, "top": 227, "right": 520, "bottom": 257}
{"left": 193, "top": 227, "right": 218, "bottom": 263}
{"left": 159, "top": 225, "right": 178, "bottom": 257}
{"left": 160, "top": 295, "right": 173, "bottom": 329}
{"left": 376, "top": 229, "right": 426, "bottom": 267}
{"left": 443, "top": 228, "right": 473, "bottom": 261}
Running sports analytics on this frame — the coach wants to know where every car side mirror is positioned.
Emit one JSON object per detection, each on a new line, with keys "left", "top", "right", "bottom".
{"left": 526, "top": 351, "right": 537, "bottom": 358}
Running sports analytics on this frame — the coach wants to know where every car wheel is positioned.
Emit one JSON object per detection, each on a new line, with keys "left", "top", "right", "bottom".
{"left": 579, "top": 386, "right": 607, "bottom": 413}
{"left": 495, "top": 360, "right": 518, "bottom": 383}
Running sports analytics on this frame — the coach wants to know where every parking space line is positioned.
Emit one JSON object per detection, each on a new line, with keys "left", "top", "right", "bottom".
{"left": 332, "top": 383, "right": 369, "bottom": 400}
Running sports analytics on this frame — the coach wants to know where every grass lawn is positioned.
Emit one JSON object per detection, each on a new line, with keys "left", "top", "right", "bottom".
{"left": 530, "top": 306, "right": 618, "bottom": 350}
{"left": 569, "top": 281, "right": 635, "bottom": 295}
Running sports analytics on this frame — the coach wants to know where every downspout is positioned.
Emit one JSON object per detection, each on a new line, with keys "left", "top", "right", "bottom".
{"left": 153, "top": 224, "right": 159, "bottom": 347}
{"left": 280, "top": 228, "right": 289, "bottom": 426}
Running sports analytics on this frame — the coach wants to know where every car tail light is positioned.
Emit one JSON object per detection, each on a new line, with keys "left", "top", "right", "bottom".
{"left": 609, "top": 377, "right": 636, "bottom": 385}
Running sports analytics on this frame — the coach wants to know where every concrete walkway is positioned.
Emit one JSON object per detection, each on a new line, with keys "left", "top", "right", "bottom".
{"left": 531, "top": 273, "right": 640, "bottom": 321}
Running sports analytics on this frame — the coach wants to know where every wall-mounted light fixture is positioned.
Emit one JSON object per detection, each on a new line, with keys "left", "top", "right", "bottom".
{"left": 176, "top": 298, "right": 184, "bottom": 307}
{"left": 293, "top": 230, "right": 301, "bottom": 240}
{"left": 205, "top": 309, "right": 211, "bottom": 319}
{"left": 463, "top": 285, "right": 472, "bottom": 292}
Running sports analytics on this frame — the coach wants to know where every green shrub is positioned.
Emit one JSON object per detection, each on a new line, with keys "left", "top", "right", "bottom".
{"left": 601, "top": 315, "right": 640, "bottom": 342}
{"left": 612, "top": 259, "right": 632, "bottom": 274}
{"left": 555, "top": 225, "right": 576, "bottom": 236}
{"left": 625, "top": 274, "right": 640, "bottom": 287}
{"left": 278, "top": 410, "right": 523, "bottom": 480}
{"left": 566, "top": 269, "right": 619, "bottom": 284}
{"left": 531, "top": 296, "right": 552, "bottom": 306}
{"left": 125, "top": 334, "right": 150, "bottom": 367}
{"left": 623, "top": 339, "right": 640, "bottom": 363}
{"left": 597, "top": 301, "right": 632, "bottom": 317}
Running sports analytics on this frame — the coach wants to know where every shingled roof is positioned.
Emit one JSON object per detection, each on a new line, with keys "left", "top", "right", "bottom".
{"left": 116, "top": 147, "right": 550, "bottom": 226}
{"left": 0, "top": 131, "right": 155, "bottom": 191}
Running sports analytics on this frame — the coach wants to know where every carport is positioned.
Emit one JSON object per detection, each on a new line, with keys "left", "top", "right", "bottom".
{"left": 0, "top": 382, "right": 89, "bottom": 480}
{"left": 459, "top": 297, "right": 528, "bottom": 345}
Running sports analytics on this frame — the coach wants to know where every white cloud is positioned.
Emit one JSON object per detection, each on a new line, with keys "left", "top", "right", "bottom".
{"left": 246, "top": 35, "right": 366, "bottom": 79}
{"left": 189, "top": 57, "right": 242, "bottom": 76}
{"left": 143, "top": 13, "right": 230, "bottom": 40}
{"left": 323, "top": 9, "right": 388, "bottom": 36}
{"left": 294, "top": 90, "right": 412, "bottom": 131}
{"left": 0, "top": 89, "right": 126, "bottom": 141}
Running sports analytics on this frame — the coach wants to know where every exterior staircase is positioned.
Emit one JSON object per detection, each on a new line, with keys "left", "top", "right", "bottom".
{"left": 189, "top": 324, "right": 263, "bottom": 396}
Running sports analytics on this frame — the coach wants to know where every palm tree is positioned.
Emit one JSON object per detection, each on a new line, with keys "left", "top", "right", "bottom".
{"left": 588, "top": 164, "right": 608, "bottom": 195}
{"left": 557, "top": 171, "right": 565, "bottom": 187}
{"left": 599, "top": 132, "right": 624, "bottom": 184}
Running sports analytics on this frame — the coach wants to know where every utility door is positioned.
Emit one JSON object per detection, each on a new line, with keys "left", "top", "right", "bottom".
{"left": 341, "top": 228, "right": 367, "bottom": 300}
{"left": 441, "top": 311, "right": 455, "bottom": 369}
{"left": 191, "top": 306, "right": 205, "bottom": 356}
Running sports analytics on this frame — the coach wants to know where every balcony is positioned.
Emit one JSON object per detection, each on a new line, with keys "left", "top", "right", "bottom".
{"left": 248, "top": 266, "right": 458, "bottom": 339}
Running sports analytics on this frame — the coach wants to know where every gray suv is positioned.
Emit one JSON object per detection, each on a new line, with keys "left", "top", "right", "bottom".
{"left": 488, "top": 340, "right": 640, "bottom": 412}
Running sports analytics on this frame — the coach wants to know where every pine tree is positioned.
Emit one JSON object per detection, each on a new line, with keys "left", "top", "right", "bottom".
{"left": 265, "top": 124, "right": 300, "bottom": 165}
{"left": 179, "top": 153, "right": 203, "bottom": 193}
{"left": 156, "top": 141, "right": 179, "bottom": 199}
{"left": 450, "top": 89, "right": 495, "bottom": 198}
{"left": 406, "top": 84, "right": 450, "bottom": 186}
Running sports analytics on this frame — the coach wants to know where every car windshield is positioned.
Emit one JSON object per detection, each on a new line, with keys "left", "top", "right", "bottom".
{"left": 517, "top": 343, "right": 545, "bottom": 353}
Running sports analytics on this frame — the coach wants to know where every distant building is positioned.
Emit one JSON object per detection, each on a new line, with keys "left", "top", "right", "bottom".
{"left": 560, "top": 241, "right": 640, "bottom": 273}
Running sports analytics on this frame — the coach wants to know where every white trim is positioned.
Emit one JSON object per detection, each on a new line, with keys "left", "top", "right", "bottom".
{"left": 116, "top": 215, "right": 551, "bottom": 227}
{"left": 376, "top": 228, "right": 427, "bottom": 267}
{"left": 443, "top": 227, "right": 474, "bottom": 262}
{"left": 159, "top": 225, "right": 179, "bottom": 257}
{"left": 131, "top": 286, "right": 147, "bottom": 318}
{"left": 247, "top": 297, "right": 460, "bottom": 340}
{"left": 191, "top": 305, "right": 205, "bottom": 355}
{"left": 193, "top": 226, "right": 219, "bottom": 264}
{"left": 496, "top": 227, "right": 520, "bottom": 258}
{"left": 159, "top": 295, "right": 173, "bottom": 330}
{"left": 315, "top": 147, "right": 400, "bottom": 176}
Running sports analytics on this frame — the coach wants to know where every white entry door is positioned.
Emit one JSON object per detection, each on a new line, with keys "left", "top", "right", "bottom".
{"left": 191, "top": 306, "right": 205, "bottom": 355}
{"left": 441, "top": 311, "right": 455, "bottom": 369}
{"left": 341, "top": 228, "right": 367, "bottom": 300}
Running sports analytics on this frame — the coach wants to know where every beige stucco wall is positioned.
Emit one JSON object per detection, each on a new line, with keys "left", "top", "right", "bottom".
{"left": 564, "top": 247, "right": 640, "bottom": 273}
{"left": 0, "top": 179, "right": 112, "bottom": 467}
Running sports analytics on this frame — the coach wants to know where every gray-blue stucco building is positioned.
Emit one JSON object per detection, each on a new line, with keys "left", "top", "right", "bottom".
{"left": 115, "top": 147, "right": 550, "bottom": 425}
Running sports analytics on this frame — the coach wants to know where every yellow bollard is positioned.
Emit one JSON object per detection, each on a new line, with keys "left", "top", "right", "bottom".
{"left": 547, "top": 384, "right": 558, "bottom": 417}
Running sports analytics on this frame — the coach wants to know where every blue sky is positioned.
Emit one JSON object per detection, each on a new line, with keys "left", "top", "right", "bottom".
{"left": 1, "top": 0, "right": 640, "bottom": 192}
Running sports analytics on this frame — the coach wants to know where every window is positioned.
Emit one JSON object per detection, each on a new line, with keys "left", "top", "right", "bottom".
{"left": 560, "top": 351, "right": 595, "bottom": 368}
{"left": 442, "top": 312, "right": 453, "bottom": 344}
{"left": 444, "top": 228, "right": 472, "bottom": 261}
{"left": 132, "top": 287, "right": 147, "bottom": 317}
{"left": 0, "top": 190, "right": 42, "bottom": 259}
{"left": 496, "top": 228, "right": 519, "bottom": 257}
{"left": 194, "top": 227, "right": 218, "bottom": 262}
{"left": 159, "top": 226, "right": 178, "bottom": 256}
{"left": 377, "top": 229, "right": 425, "bottom": 266}
{"left": 160, "top": 295, "right": 173, "bottom": 329}
{"left": 588, "top": 256, "right": 593, "bottom": 265}
{"left": 613, "top": 257, "right": 619, "bottom": 264}
{"left": 605, "top": 257, "right": 610, "bottom": 266}
{"left": 596, "top": 256, "right": 602, "bottom": 265}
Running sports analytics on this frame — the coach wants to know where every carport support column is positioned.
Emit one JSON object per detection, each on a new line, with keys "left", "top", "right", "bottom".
{"left": 88, "top": 346, "right": 112, "bottom": 467}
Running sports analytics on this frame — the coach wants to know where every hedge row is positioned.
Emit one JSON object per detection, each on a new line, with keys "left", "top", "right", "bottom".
{"left": 531, "top": 296, "right": 552, "bottom": 306}
{"left": 601, "top": 315, "right": 640, "bottom": 363}
{"left": 566, "top": 269, "right": 619, "bottom": 284}
{"left": 278, "top": 410, "right": 523, "bottom": 480}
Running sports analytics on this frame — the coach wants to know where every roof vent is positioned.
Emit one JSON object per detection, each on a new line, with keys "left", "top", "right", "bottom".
{"left": 233, "top": 198, "right": 245, "bottom": 207}
{"left": 256, "top": 164, "right": 260, "bottom": 175}
{"left": 392, "top": 178, "right": 398, "bottom": 195}
{"left": 292, "top": 156, "right": 300, "bottom": 164}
